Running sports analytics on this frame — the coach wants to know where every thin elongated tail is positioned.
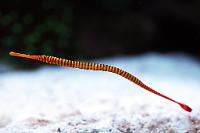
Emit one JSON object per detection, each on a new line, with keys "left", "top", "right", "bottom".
{"left": 9, "top": 51, "right": 192, "bottom": 112}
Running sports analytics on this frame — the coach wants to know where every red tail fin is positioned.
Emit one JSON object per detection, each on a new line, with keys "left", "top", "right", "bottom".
{"left": 179, "top": 103, "right": 192, "bottom": 112}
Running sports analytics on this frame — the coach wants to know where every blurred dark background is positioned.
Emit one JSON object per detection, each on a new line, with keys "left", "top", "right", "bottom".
{"left": 0, "top": 0, "right": 200, "bottom": 68}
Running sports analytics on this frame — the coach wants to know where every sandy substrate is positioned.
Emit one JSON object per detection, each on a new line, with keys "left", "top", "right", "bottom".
{"left": 0, "top": 53, "right": 200, "bottom": 133}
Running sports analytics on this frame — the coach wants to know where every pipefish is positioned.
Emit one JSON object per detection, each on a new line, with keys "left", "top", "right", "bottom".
{"left": 9, "top": 51, "right": 192, "bottom": 112}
